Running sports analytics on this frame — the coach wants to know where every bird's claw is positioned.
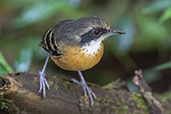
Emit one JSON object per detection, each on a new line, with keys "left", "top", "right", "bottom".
{"left": 72, "top": 78, "right": 96, "bottom": 106}
{"left": 39, "top": 71, "right": 50, "bottom": 97}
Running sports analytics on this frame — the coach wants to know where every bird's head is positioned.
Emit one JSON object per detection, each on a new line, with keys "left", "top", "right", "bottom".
{"left": 66, "top": 16, "right": 125, "bottom": 46}
{"left": 56, "top": 16, "right": 125, "bottom": 55}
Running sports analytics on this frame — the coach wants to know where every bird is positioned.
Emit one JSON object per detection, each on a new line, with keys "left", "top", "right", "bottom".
{"left": 39, "top": 16, "right": 125, "bottom": 105}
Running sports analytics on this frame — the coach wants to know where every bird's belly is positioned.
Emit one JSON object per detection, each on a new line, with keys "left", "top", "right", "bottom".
{"left": 50, "top": 44, "right": 104, "bottom": 71}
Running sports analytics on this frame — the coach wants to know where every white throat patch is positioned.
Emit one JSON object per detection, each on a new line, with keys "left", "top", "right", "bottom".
{"left": 81, "top": 32, "right": 111, "bottom": 56}
{"left": 82, "top": 39, "right": 102, "bottom": 56}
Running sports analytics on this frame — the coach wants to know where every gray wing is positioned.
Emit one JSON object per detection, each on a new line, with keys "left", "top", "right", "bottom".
{"left": 40, "top": 20, "right": 74, "bottom": 57}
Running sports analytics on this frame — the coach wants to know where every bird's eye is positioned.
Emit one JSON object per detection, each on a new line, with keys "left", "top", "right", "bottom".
{"left": 93, "top": 29, "right": 101, "bottom": 36}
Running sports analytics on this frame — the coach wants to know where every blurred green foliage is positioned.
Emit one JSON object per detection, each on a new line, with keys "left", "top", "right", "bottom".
{"left": 0, "top": 0, "right": 170, "bottom": 92}
{"left": 159, "top": 7, "right": 171, "bottom": 23}
{"left": 11, "top": 0, "right": 84, "bottom": 28}
{"left": 0, "top": 51, "right": 13, "bottom": 75}
{"left": 14, "top": 48, "right": 33, "bottom": 72}
{"left": 153, "top": 61, "right": 171, "bottom": 71}
{"left": 142, "top": 0, "right": 171, "bottom": 14}
{"left": 0, "top": 49, "right": 33, "bottom": 75}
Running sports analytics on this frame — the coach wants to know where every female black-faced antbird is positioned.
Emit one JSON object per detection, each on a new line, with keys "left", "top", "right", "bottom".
{"left": 39, "top": 16, "right": 125, "bottom": 105}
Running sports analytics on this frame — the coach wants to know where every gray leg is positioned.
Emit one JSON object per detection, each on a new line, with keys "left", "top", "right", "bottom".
{"left": 38, "top": 55, "right": 50, "bottom": 97}
{"left": 72, "top": 71, "right": 97, "bottom": 105}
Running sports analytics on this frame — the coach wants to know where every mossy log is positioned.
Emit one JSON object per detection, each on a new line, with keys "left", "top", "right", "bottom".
{"left": 0, "top": 72, "right": 170, "bottom": 114}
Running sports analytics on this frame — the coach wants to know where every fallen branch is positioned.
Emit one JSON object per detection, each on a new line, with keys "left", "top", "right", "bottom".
{"left": 133, "top": 69, "right": 165, "bottom": 114}
{"left": 0, "top": 72, "right": 170, "bottom": 114}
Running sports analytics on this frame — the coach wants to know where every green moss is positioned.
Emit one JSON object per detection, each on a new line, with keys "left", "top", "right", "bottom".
{"left": 53, "top": 84, "right": 59, "bottom": 91}
{"left": 129, "top": 92, "right": 149, "bottom": 113}
{"left": 114, "top": 94, "right": 128, "bottom": 114}
{"left": 103, "top": 82, "right": 115, "bottom": 91}
{"left": 97, "top": 95, "right": 111, "bottom": 105}
{"left": 0, "top": 99, "right": 13, "bottom": 111}
{"left": 166, "top": 109, "right": 171, "bottom": 114}
{"left": 160, "top": 92, "right": 171, "bottom": 103}
{"left": 115, "top": 105, "right": 128, "bottom": 114}
{"left": 62, "top": 81, "right": 70, "bottom": 89}
{"left": 161, "top": 97, "right": 168, "bottom": 104}
{"left": 1, "top": 101, "right": 9, "bottom": 110}
{"left": 20, "top": 108, "right": 41, "bottom": 114}
{"left": 157, "top": 92, "right": 171, "bottom": 114}
{"left": 53, "top": 75, "right": 57, "bottom": 79}
{"left": 20, "top": 109, "right": 27, "bottom": 114}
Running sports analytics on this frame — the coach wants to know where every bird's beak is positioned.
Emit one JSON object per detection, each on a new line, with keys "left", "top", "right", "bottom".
{"left": 108, "top": 29, "right": 125, "bottom": 35}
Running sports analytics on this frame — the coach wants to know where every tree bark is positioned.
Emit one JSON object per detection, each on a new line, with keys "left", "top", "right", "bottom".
{"left": 0, "top": 72, "right": 170, "bottom": 114}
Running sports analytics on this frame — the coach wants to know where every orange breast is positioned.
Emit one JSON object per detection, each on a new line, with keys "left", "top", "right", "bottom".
{"left": 50, "top": 43, "right": 104, "bottom": 71}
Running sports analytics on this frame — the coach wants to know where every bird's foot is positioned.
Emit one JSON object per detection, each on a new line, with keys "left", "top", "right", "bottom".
{"left": 72, "top": 78, "right": 97, "bottom": 105}
{"left": 38, "top": 71, "right": 50, "bottom": 97}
